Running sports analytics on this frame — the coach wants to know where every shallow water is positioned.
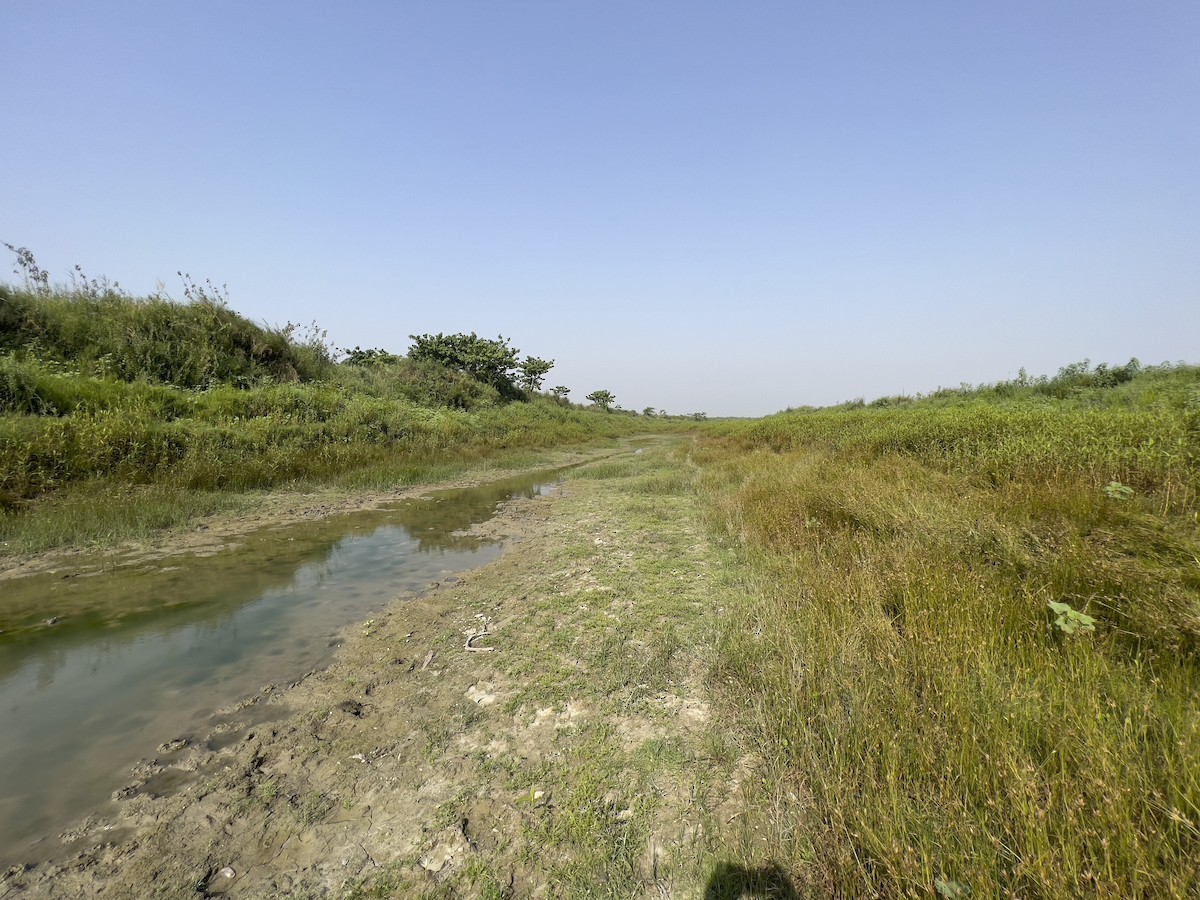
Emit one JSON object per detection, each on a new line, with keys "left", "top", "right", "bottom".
{"left": 0, "top": 469, "right": 563, "bottom": 862}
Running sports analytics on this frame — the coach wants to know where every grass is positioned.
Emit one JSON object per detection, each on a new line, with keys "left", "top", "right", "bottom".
{"left": 0, "top": 481, "right": 246, "bottom": 556}
{"left": 692, "top": 362, "right": 1200, "bottom": 897}
{"left": 0, "top": 356, "right": 643, "bottom": 501}
{"left": 0, "top": 277, "right": 653, "bottom": 555}
{"left": 8, "top": 258, "right": 1197, "bottom": 897}
{"left": 332, "top": 441, "right": 745, "bottom": 899}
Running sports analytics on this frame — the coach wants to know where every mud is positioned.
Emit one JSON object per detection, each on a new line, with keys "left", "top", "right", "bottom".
{"left": 2, "top": 496, "right": 556, "bottom": 897}
{"left": 1, "top": 445, "right": 748, "bottom": 898}
{"left": 0, "top": 450, "right": 606, "bottom": 584}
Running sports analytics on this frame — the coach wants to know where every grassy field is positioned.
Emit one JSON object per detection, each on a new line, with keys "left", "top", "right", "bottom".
{"left": 692, "top": 363, "right": 1200, "bottom": 897}
{"left": 0, "top": 277, "right": 649, "bottom": 554}
{"left": 6, "top": 259, "right": 1200, "bottom": 896}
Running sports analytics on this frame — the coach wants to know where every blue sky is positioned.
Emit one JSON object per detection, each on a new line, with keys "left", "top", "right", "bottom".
{"left": 3, "top": 1, "right": 1197, "bottom": 416}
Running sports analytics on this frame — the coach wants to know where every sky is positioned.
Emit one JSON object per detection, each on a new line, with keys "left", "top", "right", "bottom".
{"left": 2, "top": 2, "right": 1197, "bottom": 417}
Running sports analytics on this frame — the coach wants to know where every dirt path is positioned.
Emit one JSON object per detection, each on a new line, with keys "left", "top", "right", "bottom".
{"left": 2, "top": 442, "right": 758, "bottom": 899}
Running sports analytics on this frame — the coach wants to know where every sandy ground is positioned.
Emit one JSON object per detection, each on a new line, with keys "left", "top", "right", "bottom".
{"left": 1, "top": 448, "right": 754, "bottom": 899}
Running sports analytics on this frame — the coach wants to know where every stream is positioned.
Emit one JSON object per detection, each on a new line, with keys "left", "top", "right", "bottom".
{"left": 0, "top": 468, "right": 565, "bottom": 863}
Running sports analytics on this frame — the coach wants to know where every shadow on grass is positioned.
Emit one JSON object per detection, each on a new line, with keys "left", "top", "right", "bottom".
{"left": 704, "top": 861, "right": 799, "bottom": 899}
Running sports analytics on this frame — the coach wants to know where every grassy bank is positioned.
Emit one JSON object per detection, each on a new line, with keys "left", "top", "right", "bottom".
{"left": 693, "top": 363, "right": 1200, "bottom": 896}
{"left": 1, "top": 276, "right": 652, "bottom": 555}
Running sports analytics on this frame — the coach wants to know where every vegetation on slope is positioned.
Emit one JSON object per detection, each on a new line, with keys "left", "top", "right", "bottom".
{"left": 695, "top": 361, "right": 1200, "bottom": 896}
{"left": 0, "top": 252, "right": 644, "bottom": 552}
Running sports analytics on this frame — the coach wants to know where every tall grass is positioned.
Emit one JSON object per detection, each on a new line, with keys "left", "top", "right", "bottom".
{"left": 0, "top": 278, "right": 647, "bottom": 552}
{"left": 0, "top": 281, "right": 331, "bottom": 387}
{"left": 716, "top": 363, "right": 1200, "bottom": 513}
{"left": 698, "top": 364, "right": 1200, "bottom": 897}
{"left": 0, "top": 391, "right": 636, "bottom": 496}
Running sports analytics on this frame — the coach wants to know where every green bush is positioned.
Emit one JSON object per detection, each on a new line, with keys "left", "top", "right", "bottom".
{"left": 0, "top": 267, "right": 642, "bottom": 505}
{"left": 0, "top": 283, "right": 332, "bottom": 387}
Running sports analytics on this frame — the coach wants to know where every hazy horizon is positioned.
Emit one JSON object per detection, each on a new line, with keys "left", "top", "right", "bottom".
{"left": 4, "top": 2, "right": 1197, "bottom": 416}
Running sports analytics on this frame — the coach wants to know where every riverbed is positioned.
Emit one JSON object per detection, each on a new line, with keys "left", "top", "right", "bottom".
{"left": 0, "top": 468, "right": 566, "bottom": 863}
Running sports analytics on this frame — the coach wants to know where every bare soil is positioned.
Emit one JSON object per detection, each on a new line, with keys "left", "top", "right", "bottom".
{"left": 1, "top": 447, "right": 755, "bottom": 899}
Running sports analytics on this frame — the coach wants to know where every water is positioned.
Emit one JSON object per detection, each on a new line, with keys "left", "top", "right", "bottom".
{"left": 0, "top": 469, "right": 564, "bottom": 862}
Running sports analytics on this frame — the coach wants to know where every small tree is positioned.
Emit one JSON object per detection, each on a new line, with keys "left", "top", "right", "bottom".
{"left": 550, "top": 385, "right": 570, "bottom": 403}
{"left": 342, "top": 346, "right": 399, "bottom": 366}
{"left": 691, "top": 411, "right": 708, "bottom": 421}
{"left": 520, "top": 356, "right": 554, "bottom": 392}
{"left": 407, "top": 332, "right": 520, "bottom": 393}
{"left": 642, "top": 406, "right": 656, "bottom": 417}
{"left": 586, "top": 389, "right": 615, "bottom": 411}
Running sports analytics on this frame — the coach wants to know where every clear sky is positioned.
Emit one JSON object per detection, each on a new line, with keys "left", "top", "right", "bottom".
{"left": 3, "top": 2, "right": 1197, "bottom": 416}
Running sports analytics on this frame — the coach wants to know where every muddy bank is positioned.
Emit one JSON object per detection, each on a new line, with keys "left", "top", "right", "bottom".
{"left": 2, "top": 445, "right": 760, "bottom": 898}
{"left": 0, "top": 447, "right": 615, "bottom": 584}
{"left": 0, "top": 465, "right": 592, "bottom": 859}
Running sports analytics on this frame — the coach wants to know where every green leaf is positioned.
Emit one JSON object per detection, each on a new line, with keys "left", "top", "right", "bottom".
{"left": 935, "top": 879, "right": 971, "bottom": 898}
{"left": 1103, "top": 480, "right": 1135, "bottom": 500}
{"left": 1048, "top": 600, "right": 1096, "bottom": 635}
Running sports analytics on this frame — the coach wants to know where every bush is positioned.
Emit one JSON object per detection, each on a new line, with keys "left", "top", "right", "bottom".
{"left": 0, "top": 283, "right": 332, "bottom": 388}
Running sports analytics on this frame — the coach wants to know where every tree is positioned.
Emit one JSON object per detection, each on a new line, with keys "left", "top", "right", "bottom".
{"left": 642, "top": 407, "right": 656, "bottom": 417}
{"left": 342, "top": 346, "right": 399, "bottom": 366}
{"left": 690, "top": 411, "right": 708, "bottom": 421}
{"left": 520, "top": 356, "right": 554, "bottom": 392}
{"left": 550, "top": 385, "right": 570, "bottom": 403}
{"left": 586, "top": 389, "right": 615, "bottom": 411}
{"left": 407, "top": 332, "right": 520, "bottom": 393}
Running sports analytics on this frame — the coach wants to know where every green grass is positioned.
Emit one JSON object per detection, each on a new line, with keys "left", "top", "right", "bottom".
{"left": 0, "top": 279, "right": 655, "bottom": 554}
{"left": 693, "top": 363, "right": 1200, "bottom": 897}
{"left": 0, "top": 481, "right": 247, "bottom": 556}
{"left": 11, "top": 259, "right": 1198, "bottom": 895}
{"left": 0, "top": 356, "right": 643, "bottom": 499}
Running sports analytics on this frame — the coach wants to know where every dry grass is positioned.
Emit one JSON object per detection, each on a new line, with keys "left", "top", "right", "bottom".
{"left": 695, "top": 370, "right": 1200, "bottom": 896}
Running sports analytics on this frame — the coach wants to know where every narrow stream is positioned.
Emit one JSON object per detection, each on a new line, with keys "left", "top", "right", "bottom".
{"left": 0, "top": 468, "right": 565, "bottom": 863}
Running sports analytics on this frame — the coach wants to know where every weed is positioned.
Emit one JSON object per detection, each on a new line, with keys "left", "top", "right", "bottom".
{"left": 1048, "top": 600, "right": 1097, "bottom": 635}
{"left": 254, "top": 779, "right": 279, "bottom": 803}
{"left": 1104, "top": 480, "right": 1135, "bottom": 501}
{"left": 296, "top": 790, "right": 332, "bottom": 826}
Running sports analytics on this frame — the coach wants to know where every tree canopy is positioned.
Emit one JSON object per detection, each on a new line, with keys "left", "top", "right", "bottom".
{"left": 520, "top": 356, "right": 554, "bottom": 392}
{"left": 406, "top": 333, "right": 557, "bottom": 401}
{"left": 586, "top": 389, "right": 615, "bottom": 411}
{"left": 408, "top": 332, "right": 521, "bottom": 395}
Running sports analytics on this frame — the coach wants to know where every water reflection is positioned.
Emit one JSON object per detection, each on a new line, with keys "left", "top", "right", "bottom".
{"left": 392, "top": 475, "right": 553, "bottom": 552}
{"left": 0, "top": 467, "right": 563, "bottom": 862}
